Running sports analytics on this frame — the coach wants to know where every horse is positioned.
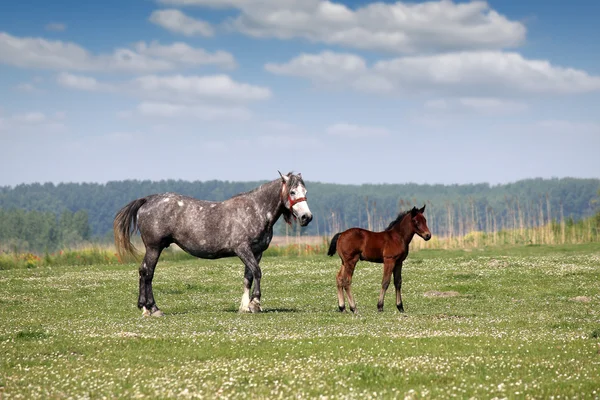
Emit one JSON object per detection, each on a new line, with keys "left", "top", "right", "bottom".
{"left": 113, "top": 171, "right": 312, "bottom": 316}
{"left": 327, "top": 205, "right": 431, "bottom": 313}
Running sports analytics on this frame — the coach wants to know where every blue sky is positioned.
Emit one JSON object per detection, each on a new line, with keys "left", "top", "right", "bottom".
{"left": 1, "top": 0, "right": 599, "bottom": 186}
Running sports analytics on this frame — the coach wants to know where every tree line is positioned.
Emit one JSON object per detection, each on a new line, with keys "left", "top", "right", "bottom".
{"left": 0, "top": 177, "right": 598, "bottom": 252}
{"left": 0, "top": 209, "right": 90, "bottom": 253}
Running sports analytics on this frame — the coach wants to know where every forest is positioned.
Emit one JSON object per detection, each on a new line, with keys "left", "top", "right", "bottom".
{"left": 0, "top": 177, "right": 599, "bottom": 253}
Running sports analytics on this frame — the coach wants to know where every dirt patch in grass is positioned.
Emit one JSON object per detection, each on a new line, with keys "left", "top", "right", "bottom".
{"left": 487, "top": 259, "right": 509, "bottom": 268}
{"left": 570, "top": 296, "right": 591, "bottom": 303}
{"left": 424, "top": 290, "right": 461, "bottom": 298}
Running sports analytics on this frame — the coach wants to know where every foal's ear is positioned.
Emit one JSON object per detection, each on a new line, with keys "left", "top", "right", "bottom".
{"left": 278, "top": 170, "right": 290, "bottom": 183}
{"left": 410, "top": 206, "right": 419, "bottom": 217}
{"left": 419, "top": 204, "right": 426, "bottom": 213}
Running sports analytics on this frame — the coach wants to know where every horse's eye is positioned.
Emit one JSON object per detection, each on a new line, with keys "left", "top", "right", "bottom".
{"left": 290, "top": 191, "right": 296, "bottom": 196}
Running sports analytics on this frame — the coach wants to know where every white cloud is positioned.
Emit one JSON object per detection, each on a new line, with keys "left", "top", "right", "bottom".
{"left": 266, "top": 51, "right": 366, "bottom": 84}
{"left": 425, "top": 97, "right": 528, "bottom": 114}
{"left": 12, "top": 112, "right": 47, "bottom": 124}
{"left": 15, "top": 83, "right": 38, "bottom": 92}
{"left": 133, "top": 74, "right": 272, "bottom": 102}
{"left": 535, "top": 120, "right": 600, "bottom": 134}
{"left": 134, "top": 41, "right": 236, "bottom": 69}
{"left": 0, "top": 111, "right": 66, "bottom": 133}
{"left": 135, "top": 102, "right": 252, "bottom": 120}
{"left": 327, "top": 123, "right": 390, "bottom": 137}
{"left": 267, "top": 51, "right": 600, "bottom": 96}
{"left": 0, "top": 32, "right": 233, "bottom": 73}
{"left": 57, "top": 72, "right": 113, "bottom": 91}
{"left": 58, "top": 72, "right": 270, "bottom": 121}
{"left": 149, "top": 9, "right": 214, "bottom": 37}
{"left": 45, "top": 23, "right": 67, "bottom": 32}
{"left": 158, "top": 0, "right": 525, "bottom": 53}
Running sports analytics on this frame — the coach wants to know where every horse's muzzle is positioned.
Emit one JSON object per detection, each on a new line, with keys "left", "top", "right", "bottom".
{"left": 299, "top": 213, "right": 313, "bottom": 227}
{"left": 423, "top": 232, "right": 432, "bottom": 241}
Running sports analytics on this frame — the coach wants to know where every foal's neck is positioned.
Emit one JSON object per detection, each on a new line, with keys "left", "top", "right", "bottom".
{"left": 390, "top": 214, "right": 415, "bottom": 245}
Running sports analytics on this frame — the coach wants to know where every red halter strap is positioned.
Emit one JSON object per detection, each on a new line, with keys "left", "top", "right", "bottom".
{"left": 281, "top": 182, "right": 307, "bottom": 209}
{"left": 288, "top": 194, "right": 307, "bottom": 208}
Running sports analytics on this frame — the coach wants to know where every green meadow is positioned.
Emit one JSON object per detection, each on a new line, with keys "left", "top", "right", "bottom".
{"left": 1, "top": 244, "right": 599, "bottom": 398}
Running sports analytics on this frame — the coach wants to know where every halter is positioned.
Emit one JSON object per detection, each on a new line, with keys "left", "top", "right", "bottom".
{"left": 281, "top": 182, "right": 307, "bottom": 210}
{"left": 288, "top": 194, "right": 307, "bottom": 208}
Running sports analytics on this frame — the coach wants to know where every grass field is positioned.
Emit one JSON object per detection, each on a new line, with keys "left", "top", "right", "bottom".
{"left": 1, "top": 244, "right": 600, "bottom": 399}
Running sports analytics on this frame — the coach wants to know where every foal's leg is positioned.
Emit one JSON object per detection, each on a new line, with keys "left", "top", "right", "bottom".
{"left": 393, "top": 263, "right": 404, "bottom": 312}
{"left": 336, "top": 263, "right": 347, "bottom": 312}
{"left": 138, "top": 246, "right": 164, "bottom": 317}
{"left": 340, "top": 256, "right": 359, "bottom": 313}
{"left": 237, "top": 246, "right": 262, "bottom": 313}
{"left": 377, "top": 258, "right": 395, "bottom": 312}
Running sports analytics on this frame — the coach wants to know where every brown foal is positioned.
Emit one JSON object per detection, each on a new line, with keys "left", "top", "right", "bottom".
{"left": 327, "top": 205, "right": 432, "bottom": 313}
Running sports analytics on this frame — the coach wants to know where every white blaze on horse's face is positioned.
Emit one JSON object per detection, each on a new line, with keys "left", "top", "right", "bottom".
{"left": 289, "top": 183, "right": 313, "bottom": 227}
{"left": 279, "top": 171, "right": 313, "bottom": 227}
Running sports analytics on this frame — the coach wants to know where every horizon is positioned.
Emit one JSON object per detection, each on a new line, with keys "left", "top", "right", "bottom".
{"left": 1, "top": 0, "right": 599, "bottom": 187}
{"left": 1, "top": 175, "right": 598, "bottom": 190}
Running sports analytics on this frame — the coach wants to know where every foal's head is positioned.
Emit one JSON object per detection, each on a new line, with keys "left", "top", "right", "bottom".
{"left": 410, "top": 205, "right": 432, "bottom": 241}
{"left": 279, "top": 171, "right": 313, "bottom": 227}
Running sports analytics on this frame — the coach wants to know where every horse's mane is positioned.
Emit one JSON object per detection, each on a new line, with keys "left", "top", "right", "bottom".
{"left": 384, "top": 209, "right": 412, "bottom": 231}
{"left": 228, "top": 172, "right": 305, "bottom": 225}
{"left": 229, "top": 172, "right": 305, "bottom": 200}
{"left": 229, "top": 179, "right": 273, "bottom": 199}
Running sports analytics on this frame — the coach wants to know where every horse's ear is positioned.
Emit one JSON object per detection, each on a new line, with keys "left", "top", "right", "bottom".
{"left": 278, "top": 170, "right": 289, "bottom": 183}
{"left": 411, "top": 207, "right": 418, "bottom": 217}
{"left": 297, "top": 172, "right": 302, "bottom": 178}
{"left": 419, "top": 204, "right": 426, "bottom": 213}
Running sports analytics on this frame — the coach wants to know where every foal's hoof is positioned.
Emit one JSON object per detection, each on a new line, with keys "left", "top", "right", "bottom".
{"left": 248, "top": 298, "right": 262, "bottom": 313}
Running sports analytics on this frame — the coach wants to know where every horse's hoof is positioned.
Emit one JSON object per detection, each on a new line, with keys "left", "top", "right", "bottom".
{"left": 248, "top": 298, "right": 262, "bottom": 313}
{"left": 141, "top": 307, "right": 151, "bottom": 317}
{"left": 151, "top": 309, "right": 165, "bottom": 317}
{"left": 338, "top": 305, "right": 346, "bottom": 312}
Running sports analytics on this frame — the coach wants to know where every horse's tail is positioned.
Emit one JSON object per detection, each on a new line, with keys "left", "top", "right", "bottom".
{"left": 113, "top": 197, "right": 147, "bottom": 262}
{"left": 327, "top": 232, "right": 341, "bottom": 256}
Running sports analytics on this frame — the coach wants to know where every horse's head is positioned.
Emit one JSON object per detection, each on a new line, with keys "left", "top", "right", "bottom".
{"left": 279, "top": 171, "right": 313, "bottom": 227}
{"left": 410, "top": 205, "right": 432, "bottom": 241}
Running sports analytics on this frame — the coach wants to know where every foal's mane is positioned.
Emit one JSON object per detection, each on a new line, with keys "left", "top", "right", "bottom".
{"left": 384, "top": 208, "right": 414, "bottom": 231}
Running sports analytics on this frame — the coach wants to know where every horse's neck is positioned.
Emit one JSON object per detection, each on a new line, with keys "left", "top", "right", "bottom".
{"left": 390, "top": 216, "right": 415, "bottom": 246}
{"left": 250, "top": 179, "right": 285, "bottom": 223}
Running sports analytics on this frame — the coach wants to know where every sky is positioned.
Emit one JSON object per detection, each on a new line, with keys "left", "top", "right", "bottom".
{"left": 0, "top": 0, "right": 599, "bottom": 187}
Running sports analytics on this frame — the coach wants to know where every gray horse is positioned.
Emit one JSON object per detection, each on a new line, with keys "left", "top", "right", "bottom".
{"left": 113, "top": 172, "right": 312, "bottom": 316}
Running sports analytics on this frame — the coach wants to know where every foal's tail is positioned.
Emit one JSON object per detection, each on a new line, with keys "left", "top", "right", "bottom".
{"left": 327, "top": 232, "right": 341, "bottom": 256}
{"left": 113, "top": 197, "right": 147, "bottom": 262}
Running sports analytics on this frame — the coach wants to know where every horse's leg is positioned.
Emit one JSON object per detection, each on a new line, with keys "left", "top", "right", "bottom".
{"left": 239, "top": 264, "right": 253, "bottom": 313}
{"left": 393, "top": 262, "right": 404, "bottom": 313}
{"left": 139, "top": 246, "right": 164, "bottom": 317}
{"left": 336, "top": 262, "right": 347, "bottom": 312}
{"left": 377, "top": 258, "right": 395, "bottom": 312}
{"left": 343, "top": 256, "right": 359, "bottom": 313}
{"left": 236, "top": 246, "right": 262, "bottom": 313}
